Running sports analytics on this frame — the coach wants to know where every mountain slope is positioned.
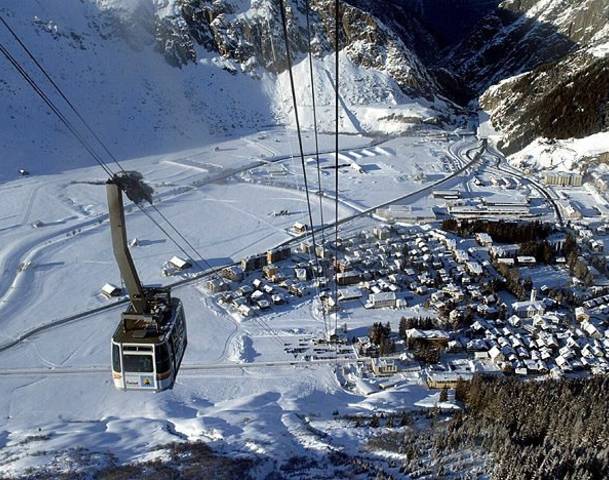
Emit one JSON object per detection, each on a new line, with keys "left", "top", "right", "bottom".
{"left": 481, "top": 44, "right": 609, "bottom": 155}
{"left": 0, "top": 0, "right": 455, "bottom": 180}
{"left": 446, "top": 0, "right": 609, "bottom": 159}
{"left": 446, "top": 0, "right": 609, "bottom": 95}
{"left": 156, "top": 0, "right": 458, "bottom": 132}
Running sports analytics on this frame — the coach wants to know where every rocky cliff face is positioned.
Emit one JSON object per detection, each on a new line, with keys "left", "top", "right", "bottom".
{"left": 446, "top": 0, "right": 609, "bottom": 95}
{"left": 445, "top": 0, "right": 609, "bottom": 155}
{"left": 6, "top": 0, "right": 607, "bottom": 159}
{"left": 481, "top": 49, "right": 609, "bottom": 154}
{"left": 153, "top": 0, "right": 440, "bottom": 98}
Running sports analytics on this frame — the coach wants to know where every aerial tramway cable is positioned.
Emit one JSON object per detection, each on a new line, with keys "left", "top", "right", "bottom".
{"left": 264, "top": 9, "right": 328, "bottom": 342}
{"left": 0, "top": 14, "right": 125, "bottom": 174}
{"left": 1, "top": 38, "right": 202, "bottom": 267}
{"left": 0, "top": 43, "right": 113, "bottom": 178}
{"left": 277, "top": 0, "right": 329, "bottom": 339}
{"left": 0, "top": 16, "right": 296, "bottom": 350}
{"left": 277, "top": 0, "right": 322, "bottom": 266}
{"left": 304, "top": 0, "right": 325, "bottom": 243}
{"left": 1, "top": 35, "right": 289, "bottom": 351}
{"left": 0, "top": 18, "right": 219, "bottom": 275}
{"left": 303, "top": 0, "right": 331, "bottom": 339}
{"left": 333, "top": 0, "right": 340, "bottom": 334}
{"left": 0, "top": 14, "right": 218, "bottom": 272}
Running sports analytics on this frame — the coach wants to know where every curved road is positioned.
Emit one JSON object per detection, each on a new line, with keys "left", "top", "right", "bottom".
{"left": 485, "top": 144, "right": 564, "bottom": 226}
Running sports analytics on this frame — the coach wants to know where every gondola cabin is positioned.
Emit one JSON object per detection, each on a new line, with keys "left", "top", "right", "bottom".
{"left": 111, "top": 291, "right": 187, "bottom": 391}
{"left": 106, "top": 176, "right": 188, "bottom": 392}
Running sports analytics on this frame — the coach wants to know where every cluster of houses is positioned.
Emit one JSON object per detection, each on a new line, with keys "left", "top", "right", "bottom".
{"left": 341, "top": 225, "right": 609, "bottom": 382}
{"left": 457, "top": 305, "right": 609, "bottom": 376}
{"left": 578, "top": 290, "right": 609, "bottom": 317}
{"left": 328, "top": 225, "right": 497, "bottom": 312}
{"left": 101, "top": 255, "right": 192, "bottom": 298}
{"left": 197, "top": 221, "right": 609, "bottom": 383}
{"left": 202, "top": 245, "right": 322, "bottom": 318}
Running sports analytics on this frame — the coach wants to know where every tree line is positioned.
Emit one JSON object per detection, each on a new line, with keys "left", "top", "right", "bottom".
{"left": 442, "top": 219, "right": 553, "bottom": 244}
{"left": 444, "top": 375, "right": 609, "bottom": 480}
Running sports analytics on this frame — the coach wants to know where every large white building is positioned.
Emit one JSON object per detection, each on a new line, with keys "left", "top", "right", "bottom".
{"left": 542, "top": 171, "right": 583, "bottom": 187}
{"left": 368, "top": 292, "right": 397, "bottom": 309}
{"left": 512, "top": 290, "right": 545, "bottom": 318}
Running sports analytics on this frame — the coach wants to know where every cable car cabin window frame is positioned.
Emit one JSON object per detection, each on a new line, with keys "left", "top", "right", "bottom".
{"left": 121, "top": 352, "right": 154, "bottom": 373}
{"left": 154, "top": 342, "right": 171, "bottom": 375}
{"left": 112, "top": 343, "right": 121, "bottom": 372}
{"left": 170, "top": 306, "right": 186, "bottom": 368}
{"left": 123, "top": 345, "right": 152, "bottom": 352}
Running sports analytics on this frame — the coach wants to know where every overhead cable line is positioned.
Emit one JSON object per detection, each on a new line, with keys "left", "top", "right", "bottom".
{"left": 0, "top": 38, "right": 208, "bottom": 274}
{"left": 0, "top": 16, "right": 289, "bottom": 350}
{"left": 1, "top": 14, "right": 215, "bottom": 273}
{"left": 303, "top": 0, "right": 330, "bottom": 339}
{"left": 0, "top": 14, "right": 125, "bottom": 173}
{"left": 0, "top": 17, "right": 218, "bottom": 276}
{"left": 304, "top": 0, "right": 325, "bottom": 243}
{"left": 265, "top": 9, "right": 327, "bottom": 341}
{"left": 278, "top": 0, "right": 329, "bottom": 338}
{"left": 277, "top": 0, "right": 321, "bottom": 267}
{"left": 333, "top": 0, "right": 340, "bottom": 334}
{"left": 0, "top": 43, "right": 113, "bottom": 177}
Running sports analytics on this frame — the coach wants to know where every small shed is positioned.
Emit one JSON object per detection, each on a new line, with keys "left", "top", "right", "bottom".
{"left": 169, "top": 256, "right": 192, "bottom": 270}
{"left": 292, "top": 222, "right": 308, "bottom": 234}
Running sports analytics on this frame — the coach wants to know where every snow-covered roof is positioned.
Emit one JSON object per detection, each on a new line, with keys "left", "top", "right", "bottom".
{"left": 169, "top": 256, "right": 191, "bottom": 269}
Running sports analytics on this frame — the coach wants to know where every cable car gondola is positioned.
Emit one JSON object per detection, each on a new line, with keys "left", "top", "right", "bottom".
{"left": 106, "top": 178, "right": 187, "bottom": 392}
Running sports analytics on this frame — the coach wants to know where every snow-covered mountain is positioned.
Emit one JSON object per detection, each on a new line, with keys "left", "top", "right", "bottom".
{"left": 446, "top": 0, "right": 609, "bottom": 161}
{"left": 445, "top": 0, "right": 609, "bottom": 95}
{"left": 0, "top": 0, "right": 457, "bottom": 180}
{"left": 2, "top": 0, "right": 606, "bottom": 178}
{"left": 481, "top": 42, "right": 609, "bottom": 155}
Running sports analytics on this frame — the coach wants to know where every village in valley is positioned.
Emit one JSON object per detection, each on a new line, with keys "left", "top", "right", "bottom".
{"left": 193, "top": 202, "right": 609, "bottom": 397}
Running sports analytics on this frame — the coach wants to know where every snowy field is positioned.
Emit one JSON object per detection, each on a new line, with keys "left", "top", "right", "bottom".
{"left": 0, "top": 126, "right": 474, "bottom": 476}
{"left": 244, "top": 132, "right": 467, "bottom": 211}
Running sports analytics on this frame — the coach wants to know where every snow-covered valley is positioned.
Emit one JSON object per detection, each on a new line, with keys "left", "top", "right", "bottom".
{"left": 0, "top": 126, "right": 476, "bottom": 477}
{"left": 1, "top": 0, "right": 609, "bottom": 478}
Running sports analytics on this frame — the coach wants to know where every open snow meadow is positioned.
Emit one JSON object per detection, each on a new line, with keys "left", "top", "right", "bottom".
{"left": 0, "top": 124, "right": 471, "bottom": 476}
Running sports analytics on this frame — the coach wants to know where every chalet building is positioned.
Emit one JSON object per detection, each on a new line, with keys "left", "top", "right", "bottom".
{"left": 168, "top": 256, "right": 192, "bottom": 271}
{"left": 241, "top": 253, "right": 267, "bottom": 271}
{"left": 475, "top": 233, "right": 493, "bottom": 247}
{"left": 575, "top": 307, "right": 590, "bottom": 322}
{"left": 405, "top": 329, "right": 449, "bottom": 349}
{"left": 426, "top": 371, "right": 473, "bottom": 389}
{"left": 101, "top": 283, "right": 121, "bottom": 298}
{"left": 371, "top": 358, "right": 398, "bottom": 377}
{"left": 267, "top": 246, "right": 291, "bottom": 264}
{"left": 336, "top": 271, "right": 362, "bottom": 286}
{"left": 292, "top": 222, "right": 308, "bottom": 235}
{"left": 205, "top": 278, "right": 230, "bottom": 293}
{"left": 220, "top": 265, "right": 244, "bottom": 282}
{"left": 368, "top": 292, "right": 397, "bottom": 309}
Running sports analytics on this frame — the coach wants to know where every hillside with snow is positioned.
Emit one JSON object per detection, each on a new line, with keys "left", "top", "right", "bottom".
{"left": 453, "top": 0, "right": 609, "bottom": 165}
{"left": 0, "top": 0, "right": 458, "bottom": 182}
